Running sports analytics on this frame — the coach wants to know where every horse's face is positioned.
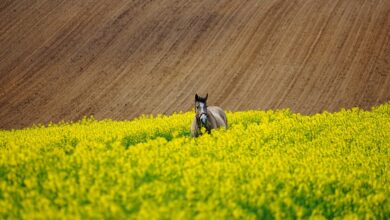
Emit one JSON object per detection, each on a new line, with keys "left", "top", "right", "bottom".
{"left": 195, "top": 93, "right": 208, "bottom": 126}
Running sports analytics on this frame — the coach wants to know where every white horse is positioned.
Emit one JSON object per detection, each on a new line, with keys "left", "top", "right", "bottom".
{"left": 190, "top": 94, "right": 227, "bottom": 137}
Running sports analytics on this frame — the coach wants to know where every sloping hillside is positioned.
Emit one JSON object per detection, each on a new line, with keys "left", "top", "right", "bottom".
{"left": 0, "top": 0, "right": 389, "bottom": 129}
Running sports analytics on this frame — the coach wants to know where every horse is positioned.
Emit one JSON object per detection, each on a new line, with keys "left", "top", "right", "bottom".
{"left": 190, "top": 93, "right": 228, "bottom": 137}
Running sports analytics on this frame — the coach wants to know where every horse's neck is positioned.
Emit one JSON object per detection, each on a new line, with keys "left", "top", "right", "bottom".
{"left": 206, "top": 110, "right": 217, "bottom": 128}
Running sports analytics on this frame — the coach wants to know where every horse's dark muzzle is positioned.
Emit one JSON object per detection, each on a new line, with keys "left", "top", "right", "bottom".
{"left": 200, "top": 113, "right": 207, "bottom": 125}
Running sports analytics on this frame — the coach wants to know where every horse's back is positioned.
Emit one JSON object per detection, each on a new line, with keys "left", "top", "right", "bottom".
{"left": 208, "top": 106, "right": 227, "bottom": 128}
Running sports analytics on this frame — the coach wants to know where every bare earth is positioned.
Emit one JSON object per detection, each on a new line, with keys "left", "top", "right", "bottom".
{"left": 0, "top": 0, "right": 389, "bottom": 129}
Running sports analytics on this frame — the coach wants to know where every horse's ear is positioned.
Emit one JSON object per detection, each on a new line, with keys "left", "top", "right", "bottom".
{"left": 195, "top": 93, "right": 199, "bottom": 101}
{"left": 205, "top": 93, "right": 208, "bottom": 101}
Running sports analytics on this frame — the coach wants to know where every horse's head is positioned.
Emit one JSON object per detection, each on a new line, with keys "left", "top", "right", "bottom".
{"left": 195, "top": 93, "right": 208, "bottom": 126}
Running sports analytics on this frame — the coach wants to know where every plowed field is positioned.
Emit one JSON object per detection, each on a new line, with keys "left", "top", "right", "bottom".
{"left": 1, "top": 0, "right": 389, "bottom": 129}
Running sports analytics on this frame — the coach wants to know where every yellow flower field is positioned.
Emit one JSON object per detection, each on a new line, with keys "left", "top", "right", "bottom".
{"left": 0, "top": 103, "right": 389, "bottom": 219}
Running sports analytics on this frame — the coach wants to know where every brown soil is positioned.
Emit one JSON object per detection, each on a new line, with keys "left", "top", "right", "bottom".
{"left": 0, "top": 0, "right": 389, "bottom": 129}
